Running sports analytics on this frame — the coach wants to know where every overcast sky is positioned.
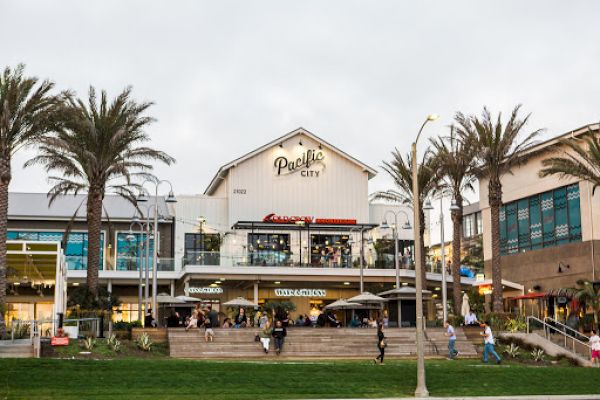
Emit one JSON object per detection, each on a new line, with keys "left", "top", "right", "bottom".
{"left": 2, "top": 1, "right": 600, "bottom": 201}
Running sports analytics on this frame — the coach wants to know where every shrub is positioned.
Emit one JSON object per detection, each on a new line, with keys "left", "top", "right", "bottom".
{"left": 531, "top": 348, "right": 545, "bottom": 362}
{"left": 504, "top": 343, "right": 520, "bottom": 358}
{"left": 113, "top": 320, "right": 142, "bottom": 331}
{"left": 111, "top": 339, "right": 122, "bottom": 352}
{"left": 136, "top": 332, "right": 153, "bottom": 351}
{"left": 482, "top": 312, "right": 512, "bottom": 332}
{"left": 107, "top": 333, "right": 117, "bottom": 345}
{"left": 505, "top": 316, "right": 527, "bottom": 333}
{"left": 81, "top": 336, "right": 96, "bottom": 351}
{"left": 448, "top": 315, "right": 464, "bottom": 326}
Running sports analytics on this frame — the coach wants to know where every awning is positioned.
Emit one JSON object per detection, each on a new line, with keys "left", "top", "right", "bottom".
{"left": 232, "top": 221, "right": 378, "bottom": 232}
{"left": 511, "top": 292, "right": 546, "bottom": 300}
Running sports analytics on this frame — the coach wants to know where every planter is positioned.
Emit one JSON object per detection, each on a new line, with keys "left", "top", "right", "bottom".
{"left": 63, "top": 326, "right": 79, "bottom": 338}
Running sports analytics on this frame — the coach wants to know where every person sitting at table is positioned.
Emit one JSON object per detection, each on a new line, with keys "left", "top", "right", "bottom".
{"left": 465, "top": 311, "right": 478, "bottom": 326}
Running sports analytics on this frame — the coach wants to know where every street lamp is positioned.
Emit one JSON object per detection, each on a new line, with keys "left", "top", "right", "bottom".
{"left": 380, "top": 210, "right": 411, "bottom": 327}
{"left": 137, "top": 179, "right": 177, "bottom": 327}
{"left": 348, "top": 226, "right": 370, "bottom": 293}
{"left": 128, "top": 218, "right": 144, "bottom": 322}
{"left": 412, "top": 113, "right": 438, "bottom": 398}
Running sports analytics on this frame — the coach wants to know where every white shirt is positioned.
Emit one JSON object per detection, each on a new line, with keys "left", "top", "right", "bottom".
{"left": 447, "top": 325, "right": 456, "bottom": 340}
{"left": 484, "top": 326, "right": 494, "bottom": 344}
{"left": 590, "top": 335, "right": 600, "bottom": 351}
{"left": 465, "top": 313, "right": 477, "bottom": 324}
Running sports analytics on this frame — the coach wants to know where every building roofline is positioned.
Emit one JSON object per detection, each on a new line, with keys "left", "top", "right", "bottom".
{"left": 517, "top": 122, "right": 600, "bottom": 159}
{"left": 204, "top": 127, "right": 378, "bottom": 195}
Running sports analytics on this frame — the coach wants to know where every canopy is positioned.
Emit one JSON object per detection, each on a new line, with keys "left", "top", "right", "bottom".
{"left": 347, "top": 291, "right": 387, "bottom": 304}
{"left": 157, "top": 293, "right": 186, "bottom": 304}
{"left": 377, "top": 287, "right": 432, "bottom": 300}
{"left": 176, "top": 295, "right": 203, "bottom": 302}
{"left": 222, "top": 297, "right": 258, "bottom": 308}
{"left": 461, "top": 293, "right": 470, "bottom": 317}
{"left": 324, "top": 299, "right": 364, "bottom": 310}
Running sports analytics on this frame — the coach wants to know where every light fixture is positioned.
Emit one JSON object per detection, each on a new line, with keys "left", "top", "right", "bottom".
{"left": 166, "top": 190, "right": 177, "bottom": 203}
{"left": 449, "top": 198, "right": 460, "bottom": 211}
{"left": 343, "top": 282, "right": 350, "bottom": 285}
{"left": 402, "top": 221, "right": 412, "bottom": 230}
{"left": 215, "top": 280, "right": 221, "bottom": 284}
{"left": 220, "top": 277, "right": 226, "bottom": 281}
{"left": 299, "top": 140, "right": 303, "bottom": 146}
{"left": 136, "top": 190, "right": 148, "bottom": 203}
{"left": 427, "top": 114, "right": 439, "bottom": 121}
{"left": 279, "top": 142, "right": 283, "bottom": 148}
{"left": 132, "top": 215, "right": 141, "bottom": 224}
{"left": 73, "top": 282, "right": 79, "bottom": 286}
{"left": 402, "top": 282, "right": 409, "bottom": 286}
{"left": 274, "top": 281, "right": 281, "bottom": 284}
{"left": 380, "top": 220, "right": 390, "bottom": 229}
{"left": 14, "top": 282, "right": 20, "bottom": 286}
{"left": 318, "top": 143, "right": 322, "bottom": 150}
{"left": 209, "top": 283, "right": 218, "bottom": 287}
{"left": 434, "top": 287, "right": 441, "bottom": 291}
{"left": 423, "top": 199, "right": 434, "bottom": 210}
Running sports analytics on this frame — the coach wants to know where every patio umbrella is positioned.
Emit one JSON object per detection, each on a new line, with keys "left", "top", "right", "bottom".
{"left": 347, "top": 291, "right": 387, "bottom": 304}
{"left": 176, "top": 295, "right": 203, "bottom": 302}
{"left": 222, "top": 297, "right": 258, "bottom": 308}
{"left": 461, "top": 293, "right": 471, "bottom": 317}
{"left": 324, "top": 299, "right": 364, "bottom": 310}
{"left": 157, "top": 293, "right": 186, "bottom": 304}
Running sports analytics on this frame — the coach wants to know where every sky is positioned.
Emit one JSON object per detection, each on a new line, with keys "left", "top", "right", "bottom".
{"left": 2, "top": 0, "right": 600, "bottom": 219}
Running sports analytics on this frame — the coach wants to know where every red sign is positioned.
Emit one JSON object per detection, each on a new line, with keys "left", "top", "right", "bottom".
{"left": 263, "top": 214, "right": 356, "bottom": 225}
{"left": 51, "top": 336, "right": 69, "bottom": 346}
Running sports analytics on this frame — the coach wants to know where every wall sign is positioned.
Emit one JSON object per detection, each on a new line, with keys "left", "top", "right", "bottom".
{"left": 274, "top": 288, "right": 327, "bottom": 297}
{"left": 188, "top": 287, "right": 224, "bottom": 294}
{"left": 274, "top": 148, "right": 325, "bottom": 177}
{"left": 263, "top": 213, "right": 356, "bottom": 225}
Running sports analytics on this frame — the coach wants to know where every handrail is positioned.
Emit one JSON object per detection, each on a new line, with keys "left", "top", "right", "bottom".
{"left": 543, "top": 317, "right": 589, "bottom": 341}
{"left": 527, "top": 316, "right": 591, "bottom": 351}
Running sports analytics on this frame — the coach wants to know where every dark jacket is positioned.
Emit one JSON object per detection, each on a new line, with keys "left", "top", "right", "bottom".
{"left": 209, "top": 310, "right": 219, "bottom": 327}
{"left": 272, "top": 326, "right": 287, "bottom": 339}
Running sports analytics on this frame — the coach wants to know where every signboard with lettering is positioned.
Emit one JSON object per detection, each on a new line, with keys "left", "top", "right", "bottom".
{"left": 274, "top": 149, "right": 325, "bottom": 177}
{"left": 188, "top": 287, "right": 224, "bottom": 294}
{"left": 274, "top": 288, "right": 327, "bottom": 297}
{"left": 263, "top": 214, "right": 356, "bottom": 225}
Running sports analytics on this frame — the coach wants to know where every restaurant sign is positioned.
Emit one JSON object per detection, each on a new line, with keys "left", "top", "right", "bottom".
{"left": 188, "top": 287, "right": 224, "bottom": 294}
{"left": 274, "top": 148, "right": 325, "bottom": 177}
{"left": 263, "top": 213, "right": 356, "bottom": 225}
{"left": 275, "top": 288, "right": 327, "bottom": 297}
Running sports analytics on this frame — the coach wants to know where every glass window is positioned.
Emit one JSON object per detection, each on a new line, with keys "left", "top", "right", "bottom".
{"left": 567, "top": 184, "right": 582, "bottom": 241}
{"left": 116, "top": 232, "right": 155, "bottom": 271}
{"left": 506, "top": 202, "right": 518, "bottom": 254}
{"left": 517, "top": 199, "right": 530, "bottom": 251}
{"left": 475, "top": 212, "right": 483, "bottom": 235}
{"left": 499, "top": 207, "right": 507, "bottom": 255}
{"left": 310, "top": 234, "right": 351, "bottom": 267}
{"left": 7, "top": 230, "right": 104, "bottom": 270}
{"left": 184, "top": 233, "right": 220, "bottom": 265}
{"left": 248, "top": 233, "right": 291, "bottom": 266}
{"left": 529, "top": 195, "right": 543, "bottom": 249}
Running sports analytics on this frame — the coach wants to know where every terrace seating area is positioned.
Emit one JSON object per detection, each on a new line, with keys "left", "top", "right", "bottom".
{"left": 168, "top": 327, "right": 478, "bottom": 359}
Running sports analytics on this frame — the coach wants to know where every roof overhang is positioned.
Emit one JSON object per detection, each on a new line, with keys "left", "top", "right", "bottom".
{"left": 232, "top": 221, "right": 379, "bottom": 232}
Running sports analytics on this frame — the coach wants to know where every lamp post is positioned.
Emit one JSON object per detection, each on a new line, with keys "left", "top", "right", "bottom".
{"left": 137, "top": 204, "right": 158, "bottom": 320}
{"left": 348, "top": 226, "right": 369, "bottom": 293}
{"left": 137, "top": 179, "right": 177, "bottom": 327}
{"left": 412, "top": 114, "right": 438, "bottom": 398}
{"left": 380, "top": 210, "right": 411, "bottom": 327}
{"left": 128, "top": 217, "right": 144, "bottom": 322}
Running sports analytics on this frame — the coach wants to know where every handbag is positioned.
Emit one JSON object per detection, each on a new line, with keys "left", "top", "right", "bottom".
{"left": 254, "top": 334, "right": 260, "bottom": 342}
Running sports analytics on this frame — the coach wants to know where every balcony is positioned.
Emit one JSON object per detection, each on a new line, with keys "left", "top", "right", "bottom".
{"left": 113, "top": 256, "right": 178, "bottom": 272}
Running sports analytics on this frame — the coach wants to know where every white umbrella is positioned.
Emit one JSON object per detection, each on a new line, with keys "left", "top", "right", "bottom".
{"left": 176, "top": 295, "right": 202, "bottom": 302}
{"left": 461, "top": 293, "right": 470, "bottom": 317}
{"left": 347, "top": 291, "right": 387, "bottom": 304}
{"left": 157, "top": 293, "right": 186, "bottom": 304}
{"left": 222, "top": 297, "right": 258, "bottom": 308}
{"left": 324, "top": 299, "right": 364, "bottom": 310}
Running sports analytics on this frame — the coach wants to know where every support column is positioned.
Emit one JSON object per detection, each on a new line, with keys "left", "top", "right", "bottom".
{"left": 170, "top": 280, "right": 175, "bottom": 297}
{"left": 184, "top": 279, "right": 190, "bottom": 296}
{"left": 107, "top": 279, "right": 112, "bottom": 294}
{"left": 253, "top": 282, "right": 259, "bottom": 305}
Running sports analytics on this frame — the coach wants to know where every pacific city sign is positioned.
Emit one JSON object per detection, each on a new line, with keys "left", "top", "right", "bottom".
{"left": 263, "top": 213, "right": 357, "bottom": 225}
{"left": 274, "top": 148, "right": 325, "bottom": 177}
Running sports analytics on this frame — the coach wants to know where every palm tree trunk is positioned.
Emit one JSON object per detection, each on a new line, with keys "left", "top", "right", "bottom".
{"left": 451, "top": 194, "right": 463, "bottom": 316}
{"left": 86, "top": 189, "right": 103, "bottom": 296}
{"left": 419, "top": 208, "right": 427, "bottom": 291}
{"left": 0, "top": 159, "right": 10, "bottom": 337}
{"left": 489, "top": 177, "right": 503, "bottom": 312}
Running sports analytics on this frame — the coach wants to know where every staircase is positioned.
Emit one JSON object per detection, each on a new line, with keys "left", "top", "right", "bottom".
{"left": 0, "top": 340, "right": 34, "bottom": 358}
{"left": 168, "top": 327, "right": 478, "bottom": 359}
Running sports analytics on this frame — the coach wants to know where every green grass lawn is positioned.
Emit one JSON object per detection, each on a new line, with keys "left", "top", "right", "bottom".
{"left": 0, "top": 358, "right": 598, "bottom": 399}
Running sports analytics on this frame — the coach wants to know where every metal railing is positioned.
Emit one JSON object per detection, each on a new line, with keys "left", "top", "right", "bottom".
{"left": 543, "top": 317, "right": 590, "bottom": 343}
{"left": 526, "top": 316, "right": 591, "bottom": 360}
{"left": 7, "top": 317, "right": 101, "bottom": 342}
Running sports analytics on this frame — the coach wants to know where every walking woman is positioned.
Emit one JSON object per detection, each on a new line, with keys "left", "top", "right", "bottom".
{"left": 374, "top": 323, "right": 386, "bottom": 364}
{"left": 259, "top": 321, "right": 273, "bottom": 354}
{"left": 272, "top": 320, "right": 287, "bottom": 355}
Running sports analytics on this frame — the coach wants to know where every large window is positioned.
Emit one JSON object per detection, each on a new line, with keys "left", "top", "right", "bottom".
{"left": 463, "top": 211, "right": 483, "bottom": 238}
{"left": 115, "top": 232, "right": 155, "bottom": 271}
{"left": 248, "top": 233, "right": 290, "bottom": 266}
{"left": 310, "top": 234, "right": 351, "bottom": 267}
{"left": 7, "top": 230, "right": 105, "bottom": 270}
{"left": 499, "top": 183, "right": 581, "bottom": 255}
{"left": 184, "top": 233, "right": 220, "bottom": 265}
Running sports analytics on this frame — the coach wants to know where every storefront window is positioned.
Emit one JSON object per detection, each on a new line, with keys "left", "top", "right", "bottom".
{"left": 310, "top": 234, "right": 351, "bottom": 267}
{"left": 374, "top": 239, "right": 414, "bottom": 269}
{"left": 115, "top": 232, "right": 155, "bottom": 271}
{"left": 184, "top": 233, "right": 220, "bottom": 265}
{"left": 499, "top": 183, "right": 581, "bottom": 255}
{"left": 248, "top": 233, "right": 291, "bottom": 266}
{"left": 113, "top": 303, "right": 140, "bottom": 323}
{"left": 7, "top": 230, "right": 105, "bottom": 270}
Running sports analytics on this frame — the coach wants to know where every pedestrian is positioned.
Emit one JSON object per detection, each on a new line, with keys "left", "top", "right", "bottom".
{"left": 374, "top": 323, "right": 386, "bottom": 364}
{"left": 259, "top": 320, "right": 273, "bottom": 353}
{"left": 480, "top": 321, "right": 501, "bottom": 364}
{"left": 272, "top": 320, "right": 287, "bottom": 355}
{"left": 589, "top": 329, "right": 600, "bottom": 367}
{"left": 234, "top": 307, "right": 247, "bottom": 328}
{"left": 207, "top": 305, "right": 219, "bottom": 328}
{"left": 204, "top": 313, "right": 215, "bottom": 342}
{"left": 444, "top": 320, "right": 458, "bottom": 360}
{"left": 185, "top": 310, "right": 198, "bottom": 331}
{"left": 259, "top": 311, "right": 269, "bottom": 328}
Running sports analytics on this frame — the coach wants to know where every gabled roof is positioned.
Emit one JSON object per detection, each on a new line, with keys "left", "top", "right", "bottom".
{"left": 516, "top": 122, "right": 600, "bottom": 160}
{"left": 204, "top": 127, "right": 378, "bottom": 195}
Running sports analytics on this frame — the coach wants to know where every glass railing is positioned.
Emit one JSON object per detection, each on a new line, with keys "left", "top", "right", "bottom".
{"left": 65, "top": 256, "right": 104, "bottom": 271}
{"left": 110, "top": 256, "right": 177, "bottom": 272}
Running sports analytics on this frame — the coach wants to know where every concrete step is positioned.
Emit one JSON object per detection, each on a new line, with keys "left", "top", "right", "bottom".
{"left": 0, "top": 343, "right": 34, "bottom": 358}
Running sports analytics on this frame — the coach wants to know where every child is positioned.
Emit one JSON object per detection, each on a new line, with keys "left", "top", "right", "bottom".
{"left": 589, "top": 329, "right": 600, "bottom": 367}
{"left": 204, "top": 314, "right": 214, "bottom": 342}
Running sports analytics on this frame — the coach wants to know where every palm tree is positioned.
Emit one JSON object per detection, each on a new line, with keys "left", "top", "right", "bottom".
{"left": 26, "top": 86, "right": 175, "bottom": 296}
{"left": 454, "top": 105, "right": 541, "bottom": 312}
{"left": 373, "top": 149, "right": 439, "bottom": 289}
{"left": 0, "top": 64, "right": 61, "bottom": 335}
{"left": 539, "top": 128, "right": 600, "bottom": 190}
{"left": 573, "top": 280, "right": 600, "bottom": 328}
{"left": 430, "top": 126, "right": 476, "bottom": 315}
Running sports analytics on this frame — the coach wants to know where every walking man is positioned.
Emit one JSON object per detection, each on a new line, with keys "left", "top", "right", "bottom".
{"left": 480, "top": 321, "right": 501, "bottom": 364}
{"left": 444, "top": 320, "right": 458, "bottom": 360}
